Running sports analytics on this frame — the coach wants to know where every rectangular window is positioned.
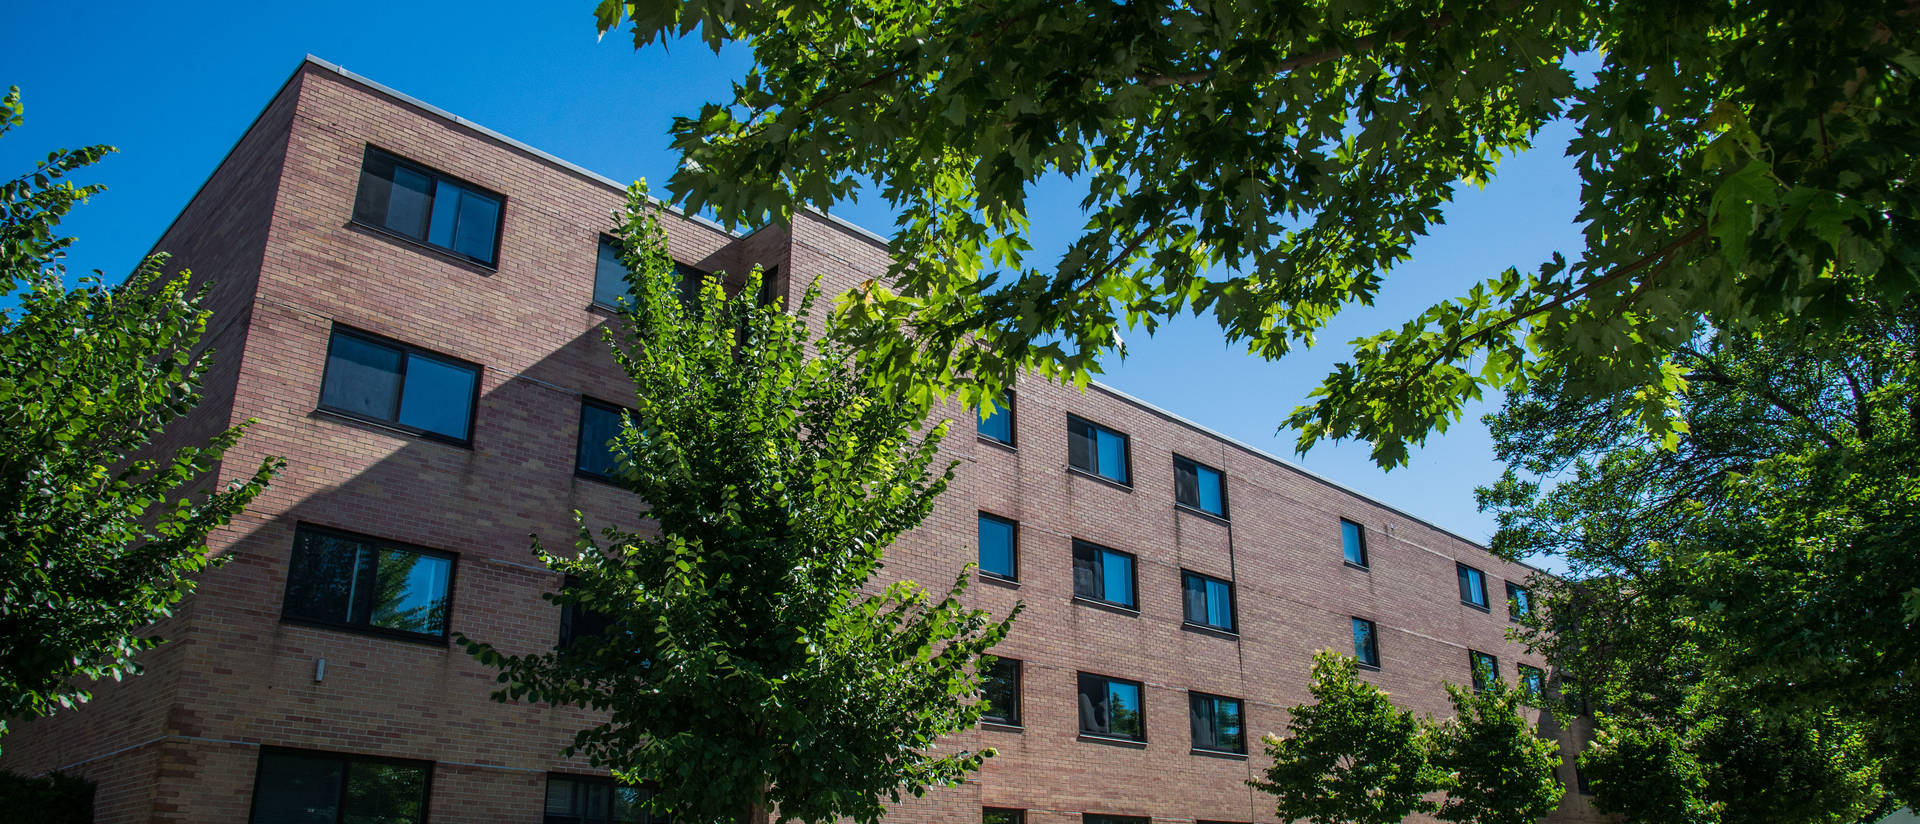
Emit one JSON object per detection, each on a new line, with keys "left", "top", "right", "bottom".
{"left": 1067, "top": 415, "right": 1131, "bottom": 485}
{"left": 592, "top": 235, "right": 708, "bottom": 309}
{"left": 1341, "top": 519, "right": 1368, "bottom": 567}
{"left": 577, "top": 398, "right": 629, "bottom": 480}
{"left": 544, "top": 774, "right": 668, "bottom": 824}
{"left": 1506, "top": 581, "right": 1533, "bottom": 622}
{"left": 557, "top": 575, "right": 615, "bottom": 649}
{"left": 319, "top": 327, "right": 480, "bottom": 444}
{"left": 980, "top": 657, "right": 1021, "bottom": 727}
{"left": 1470, "top": 650, "right": 1500, "bottom": 692}
{"left": 1352, "top": 617, "right": 1380, "bottom": 668}
{"left": 1085, "top": 815, "right": 1149, "bottom": 824}
{"left": 1188, "top": 692, "right": 1246, "bottom": 754}
{"left": 353, "top": 146, "right": 502, "bottom": 265}
{"left": 1078, "top": 673, "right": 1145, "bottom": 741}
{"left": 1458, "top": 563, "right": 1490, "bottom": 609}
{"left": 249, "top": 748, "right": 430, "bottom": 824}
{"left": 282, "top": 524, "right": 454, "bottom": 642}
{"left": 1518, "top": 664, "right": 1546, "bottom": 700}
{"left": 978, "top": 513, "right": 1018, "bottom": 581}
{"left": 1071, "top": 540, "right": 1137, "bottom": 610}
{"left": 1173, "top": 456, "right": 1227, "bottom": 517}
{"left": 984, "top": 809, "right": 1025, "bottom": 824}
{"left": 1181, "top": 571, "right": 1236, "bottom": 633}
{"left": 978, "top": 391, "right": 1016, "bottom": 446}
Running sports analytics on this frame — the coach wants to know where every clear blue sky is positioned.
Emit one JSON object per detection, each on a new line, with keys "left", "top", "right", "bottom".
{"left": 0, "top": 2, "right": 1587, "bottom": 558}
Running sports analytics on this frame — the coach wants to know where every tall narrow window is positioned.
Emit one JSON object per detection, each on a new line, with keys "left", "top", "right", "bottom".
{"left": 1506, "top": 581, "right": 1533, "bottom": 622}
{"left": 544, "top": 774, "right": 669, "bottom": 824}
{"left": 1352, "top": 618, "right": 1380, "bottom": 668}
{"left": 1078, "top": 673, "right": 1145, "bottom": 741}
{"left": 1072, "top": 540, "right": 1136, "bottom": 610}
{"left": 978, "top": 392, "right": 1016, "bottom": 446}
{"left": 577, "top": 398, "right": 628, "bottom": 480}
{"left": 1067, "top": 415, "right": 1131, "bottom": 485}
{"left": 282, "top": 525, "right": 454, "bottom": 642}
{"left": 353, "top": 146, "right": 502, "bottom": 265}
{"left": 980, "top": 657, "right": 1021, "bottom": 727}
{"left": 1188, "top": 692, "right": 1246, "bottom": 754}
{"left": 1458, "top": 563, "right": 1490, "bottom": 609}
{"left": 1173, "top": 456, "right": 1227, "bottom": 517}
{"left": 978, "top": 513, "right": 1018, "bottom": 581}
{"left": 1181, "top": 571, "right": 1236, "bottom": 633}
{"left": 319, "top": 327, "right": 480, "bottom": 444}
{"left": 1469, "top": 650, "right": 1500, "bottom": 692}
{"left": 250, "top": 748, "right": 430, "bottom": 824}
{"left": 1518, "top": 664, "right": 1546, "bottom": 700}
{"left": 592, "top": 235, "right": 708, "bottom": 309}
{"left": 1341, "top": 519, "right": 1368, "bottom": 567}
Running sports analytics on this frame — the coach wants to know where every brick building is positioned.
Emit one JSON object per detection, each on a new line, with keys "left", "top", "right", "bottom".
{"left": 0, "top": 57, "right": 1599, "bottom": 824}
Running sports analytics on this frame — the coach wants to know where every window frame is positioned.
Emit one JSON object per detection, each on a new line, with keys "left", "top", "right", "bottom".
{"left": 591, "top": 234, "right": 712, "bottom": 311}
{"left": 1077, "top": 671, "right": 1147, "bottom": 743}
{"left": 977, "top": 512, "right": 1020, "bottom": 582}
{"left": 280, "top": 523, "right": 458, "bottom": 645}
{"left": 1457, "top": 562, "right": 1491, "bottom": 610}
{"left": 1180, "top": 570, "right": 1238, "bottom": 634}
{"left": 1518, "top": 663, "right": 1546, "bottom": 700}
{"left": 1506, "top": 580, "right": 1533, "bottom": 622}
{"left": 979, "top": 656, "right": 1022, "bottom": 728}
{"left": 1172, "top": 454, "right": 1229, "bottom": 518}
{"left": 1066, "top": 414, "right": 1133, "bottom": 486}
{"left": 316, "top": 325, "right": 483, "bottom": 447}
{"left": 543, "top": 772, "right": 671, "bottom": 824}
{"left": 557, "top": 574, "right": 615, "bottom": 650}
{"left": 1084, "top": 814, "right": 1150, "bottom": 824}
{"left": 1187, "top": 691, "right": 1247, "bottom": 755}
{"left": 983, "top": 809, "right": 1026, "bottom": 824}
{"left": 351, "top": 144, "right": 505, "bottom": 267}
{"left": 1071, "top": 539, "right": 1139, "bottom": 611}
{"left": 1341, "top": 518, "right": 1369, "bottom": 569}
{"left": 247, "top": 746, "right": 434, "bottom": 824}
{"left": 1352, "top": 617, "right": 1381, "bottom": 669}
{"left": 576, "top": 396, "right": 633, "bottom": 482}
{"left": 977, "top": 390, "right": 1017, "bottom": 447}
{"left": 1469, "top": 650, "right": 1501, "bottom": 692}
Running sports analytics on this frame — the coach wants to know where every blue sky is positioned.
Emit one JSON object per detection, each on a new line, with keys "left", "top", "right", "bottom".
{"left": 0, "top": 2, "right": 1588, "bottom": 558}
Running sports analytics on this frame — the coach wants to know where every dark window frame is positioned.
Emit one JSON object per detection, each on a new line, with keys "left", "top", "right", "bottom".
{"left": 1458, "top": 562, "right": 1491, "bottom": 610}
{"left": 1352, "top": 617, "right": 1381, "bottom": 669}
{"left": 1469, "top": 650, "right": 1501, "bottom": 692}
{"left": 544, "top": 772, "right": 671, "bottom": 824}
{"left": 980, "top": 656, "right": 1022, "bottom": 727}
{"left": 977, "top": 511, "right": 1020, "bottom": 582}
{"left": 1506, "top": 580, "right": 1533, "bottom": 622}
{"left": 1071, "top": 539, "right": 1139, "bottom": 611}
{"left": 1188, "top": 691, "right": 1247, "bottom": 755}
{"left": 247, "top": 745, "right": 434, "bottom": 824}
{"left": 1341, "top": 518, "right": 1369, "bottom": 568}
{"left": 591, "top": 233, "right": 712, "bottom": 311}
{"left": 1180, "top": 569, "right": 1238, "bottom": 634}
{"left": 280, "top": 523, "right": 458, "bottom": 646}
{"left": 351, "top": 144, "right": 505, "bottom": 267}
{"left": 977, "top": 390, "right": 1017, "bottom": 447}
{"left": 1077, "top": 672, "right": 1147, "bottom": 742}
{"left": 557, "top": 574, "right": 616, "bottom": 650}
{"left": 983, "top": 808, "right": 1026, "bottom": 824}
{"left": 1084, "top": 814, "right": 1150, "bottom": 824}
{"left": 317, "top": 325, "right": 483, "bottom": 447}
{"left": 1172, "top": 454, "right": 1229, "bottom": 518}
{"left": 576, "top": 396, "right": 634, "bottom": 482}
{"left": 1518, "top": 663, "right": 1546, "bottom": 700}
{"left": 1066, "top": 414, "right": 1133, "bottom": 487}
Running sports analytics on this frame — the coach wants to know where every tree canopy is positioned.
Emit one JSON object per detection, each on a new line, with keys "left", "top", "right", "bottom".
{"left": 459, "top": 188, "right": 1016, "bottom": 824}
{"left": 1251, "top": 652, "right": 1439, "bottom": 824}
{"left": 593, "top": 0, "right": 1918, "bottom": 465}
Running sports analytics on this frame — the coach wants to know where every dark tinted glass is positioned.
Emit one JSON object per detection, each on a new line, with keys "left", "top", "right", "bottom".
{"left": 353, "top": 147, "right": 501, "bottom": 265}
{"left": 577, "top": 400, "right": 626, "bottom": 479}
{"left": 978, "top": 393, "right": 1014, "bottom": 445}
{"left": 1470, "top": 651, "right": 1500, "bottom": 692}
{"left": 1078, "top": 673, "right": 1144, "bottom": 740}
{"left": 283, "top": 526, "right": 452, "bottom": 640}
{"left": 981, "top": 657, "right": 1020, "bottom": 726}
{"left": 594, "top": 237, "right": 628, "bottom": 307}
{"left": 1182, "top": 572, "right": 1234, "bottom": 632}
{"left": 984, "top": 810, "right": 1025, "bottom": 824}
{"left": 321, "top": 333, "right": 403, "bottom": 421}
{"left": 365, "top": 550, "right": 451, "bottom": 635}
{"left": 320, "top": 330, "right": 478, "bottom": 443}
{"left": 1189, "top": 693, "right": 1245, "bottom": 753}
{"left": 343, "top": 761, "right": 428, "bottom": 823}
{"left": 558, "top": 576, "right": 615, "bottom": 649}
{"left": 1085, "top": 817, "right": 1149, "bottom": 824}
{"left": 1341, "top": 519, "right": 1367, "bottom": 566}
{"left": 1067, "top": 416, "right": 1129, "bottom": 484}
{"left": 1352, "top": 618, "right": 1380, "bottom": 667}
{"left": 1067, "top": 418, "right": 1096, "bottom": 473}
{"left": 284, "top": 530, "right": 365, "bottom": 625}
{"left": 1175, "top": 457, "right": 1225, "bottom": 516}
{"left": 1459, "top": 564, "right": 1489, "bottom": 608}
{"left": 978, "top": 514, "right": 1017, "bottom": 580}
{"left": 251, "top": 751, "right": 343, "bottom": 824}
{"left": 1072, "top": 541, "right": 1133, "bottom": 608}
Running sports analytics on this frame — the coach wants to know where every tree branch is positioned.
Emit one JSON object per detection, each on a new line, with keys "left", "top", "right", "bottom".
{"left": 1133, "top": 11, "right": 1462, "bottom": 87}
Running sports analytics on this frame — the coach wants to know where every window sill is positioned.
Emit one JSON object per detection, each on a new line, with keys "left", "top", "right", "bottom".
{"left": 1462, "top": 601, "right": 1493, "bottom": 613}
{"left": 1173, "top": 504, "right": 1230, "bottom": 525}
{"left": 1180, "top": 622, "right": 1240, "bottom": 641}
{"left": 312, "top": 407, "right": 473, "bottom": 449}
{"left": 978, "top": 572, "right": 1021, "bottom": 590}
{"left": 1077, "top": 734, "right": 1147, "bottom": 749}
{"left": 1356, "top": 662, "right": 1382, "bottom": 673}
{"left": 979, "top": 721, "right": 1025, "bottom": 733}
{"left": 587, "top": 300, "right": 622, "bottom": 317}
{"left": 1070, "top": 596, "right": 1141, "bottom": 617}
{"left": 1343, "top": 560, "right": 1371, "bottom": 573}
{"left": 976, "top": 435, "right": 1017, "bottom": 452}
{"left": 1190, "top": 748, "right": 1249, "bottom": 761}
{"left": 346, "top": 219, "right": 498, "bottom": 272}
{"left": 1066, "top": 467, "right": 1134, "bottom": 492}
{"left": 279, "top": 616, "right": 451, "bottom": 648}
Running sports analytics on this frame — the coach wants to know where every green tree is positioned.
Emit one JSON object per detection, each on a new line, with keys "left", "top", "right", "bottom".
{"left": 1579, "top": 715, "right": 1720, "bottom": 824}
{"left": 591, "top": 0, "right": 1919, "bottom": 466}
{"left": 0, "top": 88, "right": 281, "bottom": 744}
{"left": 1428, "top": 681, "right": 1564, "bottom": 824}
{"left": 458, "top": 187, "right": 1018, "bottom": 824}
{"left": 1251, "top": 651, "right": 1438, "bottom": 824}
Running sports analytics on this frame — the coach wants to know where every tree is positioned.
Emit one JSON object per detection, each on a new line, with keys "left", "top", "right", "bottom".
{"left": 1251, "top": 651, "right": 1438, "bottom": 824}
{"left": 458, "top": 187, "right": 1018, "bottom": 824}
{"left": 0, "top": 88, "right": 281, "bottom": 744}
{"left": 590, "top": 0, "right": 1919, "bottom": 466}
{"left": 1428, "top": 681, "right": 1564, "bottom": 824}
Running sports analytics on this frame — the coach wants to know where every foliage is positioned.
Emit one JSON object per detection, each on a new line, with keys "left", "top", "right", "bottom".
{"left": 0, "top": 769, "right": 93, "bottom": 823}
{"left": 458, "top": 187, "right": 1017, "bottom": 824}
{"left": 593, "top": 0, "right": 1919, "bottom": 466}
{"left": 1580, "top": 715, "right": 1718, "bottom": 824}
{"left": 0, "top": 88, "right": 281, "bottom": 743}
{"left": 1250, "top": 651, "right": 1438, "bottom": 824}
{"left": 1428, "top": 681, "right": 1563, "bottom": 824}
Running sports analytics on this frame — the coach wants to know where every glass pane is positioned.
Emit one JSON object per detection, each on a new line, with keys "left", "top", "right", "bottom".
{"left": 1108, "top": 681, "right": 1143, "bottom": 739}
{"left": 1102, "top": 551, "right": 1134, "bottom": 608}
{"left": 397, "top": 351, "right": 477, "bottom": 440}
{"left": 1174, "top": 460, "right": 1198, "bottom": 507}
{"left": 982, "top": 658, "right": 1019, "bottom": 725}
{"left": 984, "top": 811, "right": 1024, "bottom": 824}
{"left": 1077, "top": 674, "right": 1106, "bottom": 735}
{"left": 1197, "top": 465, "right": 1224, "bottom": 515}
{"left": 546, "top": 776, "right": 581, "bottom": 815}
{"left": 427, "top": 180, "right": 461, "bottom": 249}
{"left": 451, "top": 189, "right": 501, "bottom": 263}
{"left": 342, "top": 761, "right": 428, "bottom": 824}
{"left": 978, "top": 515, "right": 1015, "bottom": 579}
{"left": 251, "top": 751, "right": 344, "bottom": 824}
{"left": 978, "top": 395, "right": 1013, "bottom": 444}
{"left": 1072, "top": 543, "right": 1101, "bottom": 600}
{"left": 1353, "top": 619, "right": 1377, "bottom": 666}
{"left": 1189, "top": 694, "right": 1211, "bottom": 750}
{"left": 594, "top": 237, "right": 628, "bottom": 307}
{"left": 284, "top": 530, "right": 366, "bottom": 625}
{"left": 1342, "top": 520, "right": 1365, "bottom": 565}
{"left": 384, "top": 165, "right": 433, "bottom": 240}
{"left": 1183, "top": 574, "right": 1207, "bottom": 625}
{"left": 322, "top": 333, "right": 403, "bottom": 421}
{"left": 1215, "top": 698, "right": 1243, "bottom": 752}
{"left": 367, "top": 550, "right": 450, "bottom": 636}
{"left": 578, "top": 402, "right": 625, "bottom": 478}
{"left": 1067, "top": 419, "right": 1095, "bottom": 472}
{"left": 613, "top": 785, "right": 654, "bottom": 824}
{"left": 1206, "top": 579, "right": 1233, "bottom": 631}
{"left": 1096, "top": 429, "right": 1129, "bottom": 484}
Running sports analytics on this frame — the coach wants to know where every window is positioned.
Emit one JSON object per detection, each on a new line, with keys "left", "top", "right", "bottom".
{"left": 1469, "top": 650, "right": 1500, "bottom": 692}
{"left": 984, "top": 809, "right": 1025, "bottom": 824}
{"left": 1458, "top": 563, "right": 1489, "bottom": 609}
{"left": 592, "top": 235, "right": 709, "bottom": 309}
{"left": 249, "top": 748, "right": 429, "bottom": 824}
{"left": 1078, "top": 673, "right": 1145, "bottom": 741}
{"left": 1352, "top": 618, "right": 1380, "bottom": 668}
{"left": 1181, "top": 571, "right": 1236, "bottom": 633}
{"left": 1188, "top": 692, "right": 1246, "bottom": 754}
{"left": 1341, "top": 519, "right": 1368, "bottom": 567}
{"left": 1067, "top": 415, "right": 1131, "bottom": 485}
{"left": 282, "top": 525, "right": 454, "bottom": 642}
{"left": 577, "top": 398, "right": 629, "bottom": 479}
{"left": 545, "top": 774, "right": 669, "bottom": 824}
{"left": 1506, "top": 581, "right": 1533, "bottom": 622}
{"left": 1518, "top": 664, "right": 1546, "bottom": 700}
{"left": 1174, "top": 456, "right": 1227, "bottom": 517}
{"left": 980, "top": 657, "right": 1021, "bottom": 727}
{"left": 353, "top": 146, "right": 502, "bottom": 265}
{"left": 558, "top": 575, "right": 615, "bottom": 649}
{"left": 1072, "top": 540, "right": 1136, "bottom": 610}
{"left": 978, "top": 391, "right": 1016, "bottom": 446}
{"left": 1085, "top": 815, "right": 1149, "bottom": 824}
{"left": 319, "top": 327, "right": 480, "bottom": 444}
{"left": 978, "top": 513, "right": 1018, "bottom": 581}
